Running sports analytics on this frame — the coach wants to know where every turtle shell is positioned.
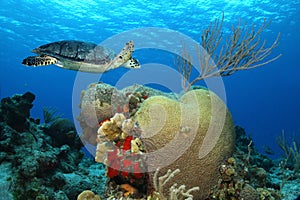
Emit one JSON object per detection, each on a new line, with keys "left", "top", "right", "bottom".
{"left": 32, "top": 40, "right": 116, "bottom": 65}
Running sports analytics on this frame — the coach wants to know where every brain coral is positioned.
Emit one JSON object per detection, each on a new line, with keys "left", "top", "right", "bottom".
{"left": 133, "top": 88, "right": 235, "bottom": 199}
{"left": 239, "top": 184, "right": 259, "bottom": 200}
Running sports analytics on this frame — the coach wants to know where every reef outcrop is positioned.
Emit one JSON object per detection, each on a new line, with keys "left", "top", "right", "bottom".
{"left": 88, "top": 83, "right": 235, "bottom": 199}
{"left": 0, "top": 92, "right": 105, "bottom": 200}
{"left": 78, "top": 83, "right": 176, "bottom": 146}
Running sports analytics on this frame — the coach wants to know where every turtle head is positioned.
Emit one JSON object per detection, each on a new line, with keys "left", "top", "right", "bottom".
{"left": 110, "top": 40, "right": 140, "bottom": 69}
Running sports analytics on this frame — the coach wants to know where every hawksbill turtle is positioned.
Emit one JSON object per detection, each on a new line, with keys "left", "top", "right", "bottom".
{"left": 22, "top": 40, "right": 140, "bottom": 73}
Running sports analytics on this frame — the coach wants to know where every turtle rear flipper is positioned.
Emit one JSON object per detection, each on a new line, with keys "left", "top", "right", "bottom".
{"left": 22, "top": 55, "right": 58, "bottom": 66}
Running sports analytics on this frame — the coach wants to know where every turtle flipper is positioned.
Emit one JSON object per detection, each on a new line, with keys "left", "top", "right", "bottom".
{"left": 121, "top": 40, "right": 134, "bottom": 60}
{"left": 22, "top": 55, "right": 58, "bottom": 66}
{"left": 123, "top": 57, "right": 141, "bottom": 69}
{"left": 110, "top": 41, "right": 140, "bottom": 69}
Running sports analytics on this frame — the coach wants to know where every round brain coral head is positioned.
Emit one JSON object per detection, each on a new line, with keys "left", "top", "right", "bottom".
{"left": 133, "top": 89, "right": 235, "bottom": 199}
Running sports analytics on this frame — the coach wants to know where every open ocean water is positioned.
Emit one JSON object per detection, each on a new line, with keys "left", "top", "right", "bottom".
{"left": 0, "top": 0, "right": 300, "bottom": 199}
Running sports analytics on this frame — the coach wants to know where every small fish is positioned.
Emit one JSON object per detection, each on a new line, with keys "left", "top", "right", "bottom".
{"left": 120, "top": 183, "right": 138, "bottom": 197}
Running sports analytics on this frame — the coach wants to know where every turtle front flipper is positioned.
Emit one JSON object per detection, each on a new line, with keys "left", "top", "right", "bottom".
{"left": 109, "top": 41, "right": 141, "bottom": 69}
{"left": 123, "top": 57, "right": 141, "bottom": 69}
{"left": 22, "top": 55, "right": 58, "bottom": 67}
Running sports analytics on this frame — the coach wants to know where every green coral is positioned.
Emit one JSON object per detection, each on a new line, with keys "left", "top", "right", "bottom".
{"left": 133, "top": 88, "right": 235, "bottom": 199}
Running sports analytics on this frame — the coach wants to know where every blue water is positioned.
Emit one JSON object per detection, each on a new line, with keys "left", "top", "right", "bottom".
{"left": 0, "top": 0, "right": 300, "bottom": 157}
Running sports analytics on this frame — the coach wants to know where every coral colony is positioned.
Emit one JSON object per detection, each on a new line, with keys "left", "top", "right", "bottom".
{"left": 2, "top": 85, "right": 299, "bottom": 200}
{"left": 2, "top": 15, "right": 299, "bottom": 200}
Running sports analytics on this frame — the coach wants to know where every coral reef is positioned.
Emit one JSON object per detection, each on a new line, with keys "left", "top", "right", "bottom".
{"left": 42, "top": 106, "right": 63, "bottom": 123}
{"left": 95, "top": 113, "right": 148, "bottom": 199}
{"left": 276, "top": 131, "right": 300, "bottom": 186}
{"left": 0, "top": 92, "right": 106, "bottom": 200}
{"left": 233, "top": 126, "right": 275, "bottom": 188}
{"left": 78, "top": 83, "right": 116, "bottom": 145}
{"left": 0, "top": 92, "right": 35, "bottom": 132}
{"left": 78, "top": 83, "right": 176, "bottom": 145}
{"left": 44, "top": 118, "right": 82, "bottom": 148}
{"left": 239, "top": 184, "right": 259, "bottom": 200}
{"left": 208, "top": 157, "right": 259, "bottom": 200}
{"left": 208, "top": 126, "right": 282, "bottom": 200}
{"left": 84, "top": 85, "right": 238, "bottom": 199}
{"left": 3, "top": 88, "right": 299, "bottom": 200}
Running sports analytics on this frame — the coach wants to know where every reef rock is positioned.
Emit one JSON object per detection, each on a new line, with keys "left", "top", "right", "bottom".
{"left": 133, "top": 88, "right": 235, "bottom": 199}
{"left": 0, "top": 92, "right": 105, "bottom": 200}
{"left": 78, "top": 83, "right": 176, "bottom": 145}
{"left": 0, "top": 92, "right": 35, "bottom": 132}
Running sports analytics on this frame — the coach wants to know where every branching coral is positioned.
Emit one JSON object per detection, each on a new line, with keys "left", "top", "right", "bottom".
{"left": 277, "top": 130, "right": 300, "bottom": 174}
{"left": 276, "top": 130, "right": 300, "bottom": 193}
{"left": 148, "top": 168, "right": 199, "bottom": 200}
{"left": 176, "top": 13, "right": 281, "bottom": 91}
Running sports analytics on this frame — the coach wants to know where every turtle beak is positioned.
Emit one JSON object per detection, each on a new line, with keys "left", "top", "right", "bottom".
{"left": 31, "top": 48, "right": 39, "bottom": 54}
